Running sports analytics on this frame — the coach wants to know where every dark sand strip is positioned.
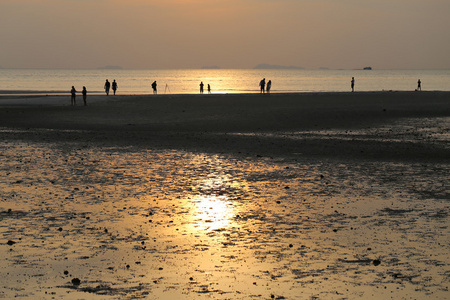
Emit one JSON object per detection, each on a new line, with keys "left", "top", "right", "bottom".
{"left": 0, "top": 92, "right": 449, "bottom": 161}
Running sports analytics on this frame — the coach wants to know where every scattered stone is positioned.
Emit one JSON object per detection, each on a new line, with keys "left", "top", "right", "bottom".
{"left": 367, "top": 248, "right": 372, "bottom": 251}
{"left": 189, "top": 277, "right": 194, "bottom": 281}
{"left": 276, "top": 201, "right": 281, "bottom": 204}
{"left": 333, "top": 229, "right": 338, "bottom": 232}
{"left": 126, "top": 264, "right": 130, "bottom": 269}
{"left": 58, "top": 227, "right": 63, "bottom": 231}
{"left": 64, "top": 271, "right": 69, "bottom": 275}
{"left": 7, "top": 240, "right": 15, "bottom": 246}
{"left": 158, "top": 267, "right": 163, "bottom": 270}
{"left": 373, "top": 259, "right": 381, "bottom": 266}
{"left": 71, "top": 278, "right": 81, "bottom": 286}
{"left": 289, "top": 244, "right": 293, "bottom": 248}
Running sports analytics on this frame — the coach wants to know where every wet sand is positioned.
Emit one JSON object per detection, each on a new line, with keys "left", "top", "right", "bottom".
{"left": 0, "top": 92, "right": 449, "bottom": 299}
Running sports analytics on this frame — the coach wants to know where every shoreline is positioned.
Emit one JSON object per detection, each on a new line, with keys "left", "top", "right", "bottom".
{"left": 0, "top": 91, "right": 448, "bottom": 163}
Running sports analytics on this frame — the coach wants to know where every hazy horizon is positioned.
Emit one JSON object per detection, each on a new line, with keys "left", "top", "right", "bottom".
{"left": 1, "top": 0, "right": 450, "bottom": 70}
{"left": 1, "top": 66, "right": 450, "bottom": 71}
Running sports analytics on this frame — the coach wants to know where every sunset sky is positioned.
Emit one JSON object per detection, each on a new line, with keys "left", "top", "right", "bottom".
{"left": 1, "top": 0, "right": 449, "bottom": 70}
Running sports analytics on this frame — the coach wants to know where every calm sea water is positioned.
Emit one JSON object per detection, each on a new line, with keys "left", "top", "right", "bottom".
{"left": 0, "top": 69, "right": 449, "bottom": 95}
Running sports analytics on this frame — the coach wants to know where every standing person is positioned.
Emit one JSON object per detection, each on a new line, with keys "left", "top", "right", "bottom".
{"left": 104, "top": 79, "right": 111, "bottom": 95}
{"left": 351, "top": 77, "right": 355, "bottom": 92}
{"left": 417, "top": 79, "right": 421, "bottom": 91}
{"left": 152, "top": 81, "right": 157, "bottom": 94}
{"left": 207, "top": 84, "right": 211, "bottom": 94}
{"left": 112, "top": 80, "right": 118, "bottom": 95}
{"left": 266, "top": 80, "right": 272, "bottom": 93}
{"left": 70, "top": 86, "right": 77, "bottom": 106}
{"left": 259, "top": 78, "right": 266, "bottom": 93}
{"left": 200, "top": 82, "right": 204, "bottom": 94}
{"left": 82, "top": 86, "right": 87, "bottom": 106}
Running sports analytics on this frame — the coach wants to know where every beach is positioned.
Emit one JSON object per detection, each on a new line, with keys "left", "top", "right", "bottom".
{"left": 1, "top": 92, "right": 449, "bottom": 299}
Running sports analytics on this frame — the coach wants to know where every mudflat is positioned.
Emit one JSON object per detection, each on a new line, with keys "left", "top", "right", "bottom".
{"left": 0, "top": 92, "right": 449, "bottom": 299}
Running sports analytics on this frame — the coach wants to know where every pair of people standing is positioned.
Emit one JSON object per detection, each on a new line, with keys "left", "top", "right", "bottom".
{"left": 104, "top": 79, "right": 118, "bottom": 95}
{"left": 70, "top": 86, "right": 87, "bottom": 106}
{"left": 199, "top": 82, "right": 211, "bottom": 94}
{"left": 259, "top": 78, "right": 272, "bottom": 93}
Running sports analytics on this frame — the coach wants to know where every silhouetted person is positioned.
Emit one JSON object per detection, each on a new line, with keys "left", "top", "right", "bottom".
{"left": 259, "top": 78, "right": 266, "bottom": 93}
{"left": 417, "top": 79, "right": 421, "bottom": 91}
{"left": 82, "top": 86, "right": 87, "bottom": 106}
{"left": 70, "top": 86, "right": 77, "bottom": 106}
{"left": 152, "top": 81, "right": 157, "bottom": 94}
{"left": 207, "top": 84, "right": 211, "bottom": 94}
{"left": 267, "top": 80, "right": 272, "bottom": 93}
{"left": 200, "top": 82, "right": 204, "bottom": 94}
{"left": 112, "top": 80, "right": 117, "bottom": 95}
{"left": 104, "top": 79, "right": 110, "bottom": 95}
{"left": 351, "top": 77, "right": 355, "bottom": 92}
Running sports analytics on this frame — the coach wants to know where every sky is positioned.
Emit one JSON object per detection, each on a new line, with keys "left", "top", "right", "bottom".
{"left": 1, "top": 0, "right": 449, "bottom": 70}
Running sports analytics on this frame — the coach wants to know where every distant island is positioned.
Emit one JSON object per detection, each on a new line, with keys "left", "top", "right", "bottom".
{"left": 254, "top": 64, "right": 304, "bottom": 70}
{"left": 98, "top": 66, "right": 123, "bottom": 70}
{"left": 201, "top": 66, "right": 221, "bottom": 69}
{"left": 363, "top": 67, "right": 372, "bottom": 70}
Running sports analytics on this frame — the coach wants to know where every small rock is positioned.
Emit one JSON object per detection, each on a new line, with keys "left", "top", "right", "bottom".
{"left": 58, "top": 227, "right": 63, "bottom": 232}
{"left": 289, "top": 244, "right": 293, "bottom": 248}
{"left": 64, "top": 270, "right": 69, "bottom": 275}
{"left": 7, "top": 240, "right": 15, "bottom": 246}
{"left": 373, "top": 259, "right": 381, "bottom": 266}
{"left": 71, "top": 278, "right": 81, "bottom": 286}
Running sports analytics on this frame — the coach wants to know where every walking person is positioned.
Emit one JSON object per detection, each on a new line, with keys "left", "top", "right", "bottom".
{"left": 351, "top": 77, "right": 355, "bottom": 92}
{"left": 200, "top": 82, "right": 204, "bottom": 94}
{"left": 266, "top": 80, "right": 272, "bottom": 93}
{"left": 70, "top": 86, "right": 77, "bottom": 106}
{"left": 152, "top": 81, "right": 157, "bottom": 94}
{"left": 417, "top": 79, "right": 421, "bottom": 91}
{"left": 112, "top": 80, "right": 118, "bottom": 95}
{"left": 207, "top": 84, "right": 211, "bottom": 94}
{"left": 104, "top": 79, "right": 111, "bottom": 95}
{"left": 82, "top": 86, "right": 87, "bottom": 106}
{"left": 259, "top": 78, "right": 266, "bottom": 93}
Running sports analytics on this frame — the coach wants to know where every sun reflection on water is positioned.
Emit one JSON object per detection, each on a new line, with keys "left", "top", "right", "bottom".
{"left": 186, "top": 155, "right": 243, "bottom": 234}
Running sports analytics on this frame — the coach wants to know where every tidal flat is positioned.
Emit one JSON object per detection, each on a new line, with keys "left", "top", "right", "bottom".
{"left": 0, "top": 92, "right": 449, "bottom": 299}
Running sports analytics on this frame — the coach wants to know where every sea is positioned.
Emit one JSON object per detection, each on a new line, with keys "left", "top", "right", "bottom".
{"left": 0, "top": 68, "right": 449, "bottom": 95}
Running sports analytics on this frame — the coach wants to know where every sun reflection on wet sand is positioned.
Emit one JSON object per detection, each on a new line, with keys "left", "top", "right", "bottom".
{"left": 0, "top": 141, "right": 449, "bottom": 299}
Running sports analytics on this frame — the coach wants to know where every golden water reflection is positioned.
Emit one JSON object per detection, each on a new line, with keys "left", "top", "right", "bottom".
{"left": 187, "top": 156, "right": 243, "bottom": 233}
